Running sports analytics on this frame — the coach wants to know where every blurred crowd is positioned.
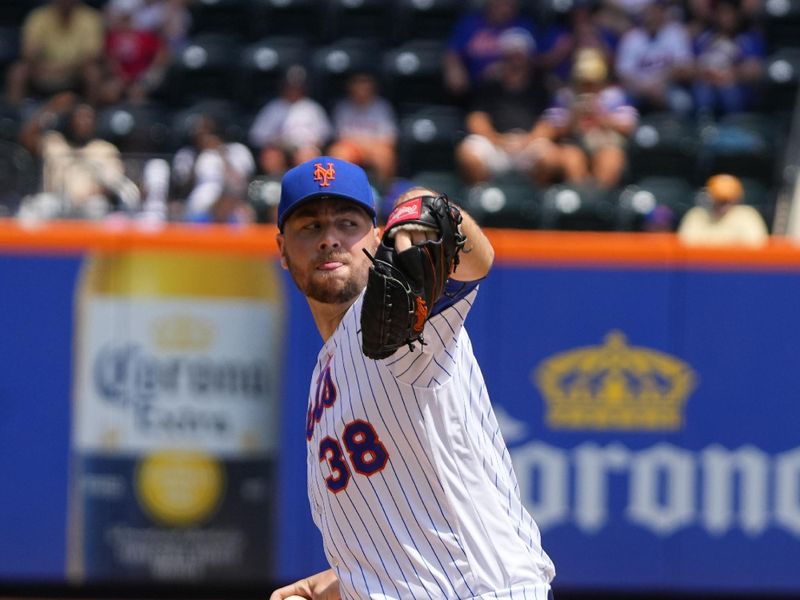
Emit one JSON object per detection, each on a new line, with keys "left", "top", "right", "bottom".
{"left": 0, "top": 0, "right": 778, "bottom": 240}
{"left": 450, "top": 0, "right": 764, "bottom": 189}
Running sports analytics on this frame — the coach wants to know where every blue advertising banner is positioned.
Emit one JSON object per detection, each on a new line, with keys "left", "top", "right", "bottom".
{"left": 0, "top": 254, "right": 78, "bottom": 580}
{"left": 1, "top": 231, "right": 800, "bottom": 594}
{"left": 473, "top": 266, "right": 800, "bottom": 593}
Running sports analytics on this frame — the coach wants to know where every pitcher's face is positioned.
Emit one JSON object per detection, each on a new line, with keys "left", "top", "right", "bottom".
{"left": 278, "top": 198, "right": 379, "bottom": 305}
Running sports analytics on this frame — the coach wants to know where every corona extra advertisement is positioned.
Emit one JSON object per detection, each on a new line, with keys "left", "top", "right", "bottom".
{"left": 68, "top": 251, "right": 284, "bottom": 582}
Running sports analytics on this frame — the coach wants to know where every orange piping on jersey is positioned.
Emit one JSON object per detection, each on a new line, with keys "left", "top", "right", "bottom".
{"left": 413, "top": 296, "right": 428, "bottom": 333}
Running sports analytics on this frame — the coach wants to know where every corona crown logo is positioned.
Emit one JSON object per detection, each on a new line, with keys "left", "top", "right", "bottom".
{"left": 313, "top": 162, "right": 336, "bottom": 187}
{"left": 534, "top": 331, "right": 696, "bottom": 431}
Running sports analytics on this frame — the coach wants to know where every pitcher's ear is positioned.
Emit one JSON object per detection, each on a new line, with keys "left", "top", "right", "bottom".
{"left": 276, "top": 234, "right": 288, "bottom": 270}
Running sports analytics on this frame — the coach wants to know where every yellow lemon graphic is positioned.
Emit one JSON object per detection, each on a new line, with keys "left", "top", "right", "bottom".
{"left": 136, "top": 451, "right": 223, "bottom": 527}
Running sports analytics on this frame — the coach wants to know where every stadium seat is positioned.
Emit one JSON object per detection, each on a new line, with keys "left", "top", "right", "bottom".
{"left": 0, "top": 99, "right": 21, "bottom": 143}
{"left": 170, "top": 99, "right": 244, "bottom": 150}
{"left": 529, "top": 0, "right": 569, "bottom": 27}
{"left": 249, "top": 0, "right": 325, "bottom": 41}
{"left": 763, "top": 48, "right": 800, "bottom": 115}
{"left": 739, "top": 176, "right": 772, "bottom": 208}
{"left": 236, "top": 36, "right": 309, "bottom": 110}
{"left": 397, "top": 105, "right": 465, "bottom": 176}
{"left": 391, "top": 0, "right": 465, "bottom": 43}
{"left": 717, "top": 110, "right": 786, "bottom": 137}
{"left": 762, "top": 0, "right": 800, "bottom": 52}
{"left": 736, "top": 176, "right": 776, "bottom": 229}
{"left": 96, "top": 102, "right": 172, "bottom": 154}
{"left": 382, "top": 40, "right": 447, "bottom": 116}
{"left": 409, "top": 170, "right": 466, "bottom": 203}
{"left": 0, "top": 140, "right": 37, "bottom": 216}
{"left": 247, "top": 175, "right": 282, "bottom": 224}
{"left": 325, "top": 0, "right": 392, "bottom": 45}
{"left": 699, "top": 112, "right": 783, "bottom": 186}
{"left": 465, "top": 181, "right": 542, "bottom": 229}
{"left": 163, "top": 33, "right": 242, "bottom": 106}
{"left": 231, "top": 109, "right": 259, "bottom": 146}
{"left": 617, "top": 175, "right": 695, "bottom": 230}
{"left": 627, "top": 112, "right": 701, "bottom": 183}
{"left": 310, "top": 38, "right": 382, "bottom": 107}
{"left": 0, "top": 26, "right": 19, "bottom": 76}
{"left": 0, "top": 0, "right": 42, "bottom": 26}
{"left": 539, "top": 184, "right": 618, "bottom": 231}
{"left": 189, "top": 0, "right": 252, "bottom": 36}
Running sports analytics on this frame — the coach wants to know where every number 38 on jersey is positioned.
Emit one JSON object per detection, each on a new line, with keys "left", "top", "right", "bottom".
{"left": 319, "top": 420, "right": 390, "bottom": 493}
{"left": 309, "top": 360, "right": 390, "bottom": 493}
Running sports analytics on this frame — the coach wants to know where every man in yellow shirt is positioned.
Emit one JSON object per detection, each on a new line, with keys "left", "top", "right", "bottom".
{"left": 6, "top": 0, "right": 103, "bottom": 106}
{"left": 678, "top": 173, "right": 769, "bottom": 247}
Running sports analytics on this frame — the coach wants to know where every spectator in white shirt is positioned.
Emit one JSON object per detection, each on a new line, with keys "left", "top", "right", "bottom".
{"left": 248, "top": 65, "right": 332, "bottom": 177}
{"left": 678, "top": 173, "right": 768, "bottom": 246}
{"left": 615, "top": 0, "right": 694, "bottom": 114}
{"left": 327, "top": 71, "right": 398, "bottom": 189}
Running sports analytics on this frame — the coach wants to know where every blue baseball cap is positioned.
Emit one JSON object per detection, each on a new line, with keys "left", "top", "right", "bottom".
{"left": 278, "top": 156, "right": 376, "bottom": 231}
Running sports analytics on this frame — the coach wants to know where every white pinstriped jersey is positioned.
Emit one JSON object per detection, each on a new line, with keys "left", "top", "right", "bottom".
{"left": 305, "top": 282, "right": 555, "bottom": 600}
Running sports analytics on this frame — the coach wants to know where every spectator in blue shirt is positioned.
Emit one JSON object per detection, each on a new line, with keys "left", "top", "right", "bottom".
{"left": 442, "top": 0, "right": 538, "bottom": 102}
{"left": 537, "top": 0, "right": 618, "bottom": 91}
{"left": 692, "top": 0, "right": 765, "bottom": 117}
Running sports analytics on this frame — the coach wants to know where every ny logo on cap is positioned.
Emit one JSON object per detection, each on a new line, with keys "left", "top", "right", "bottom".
{"left": 313, "top": 162, "right": 336, "bottom": 187}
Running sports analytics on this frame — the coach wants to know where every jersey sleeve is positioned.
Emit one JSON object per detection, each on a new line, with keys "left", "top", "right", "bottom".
{"left": 383, "top": 279, "right": 480, "bottom": 387}
{"left": 431, "top": 279, "right": 479, "bottom": 317}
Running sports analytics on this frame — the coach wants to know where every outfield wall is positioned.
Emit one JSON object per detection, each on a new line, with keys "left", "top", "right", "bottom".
{"left": 1, "top": 221, "right": 799, "bottom": 594}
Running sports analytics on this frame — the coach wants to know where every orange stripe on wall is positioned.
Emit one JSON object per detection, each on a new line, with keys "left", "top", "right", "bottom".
{"left": 0, "top": 220, "right": 280, "bottom": 256}
{"left": 488, "top": 230, "right": 800, "bottom": 270}
{"left": 1, "top": 220, "right": 800, "bottom": 269}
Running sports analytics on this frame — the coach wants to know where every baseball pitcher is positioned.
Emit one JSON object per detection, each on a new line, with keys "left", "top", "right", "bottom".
{"left": 271, "top": 156, "right": 555, "bottom": 599}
